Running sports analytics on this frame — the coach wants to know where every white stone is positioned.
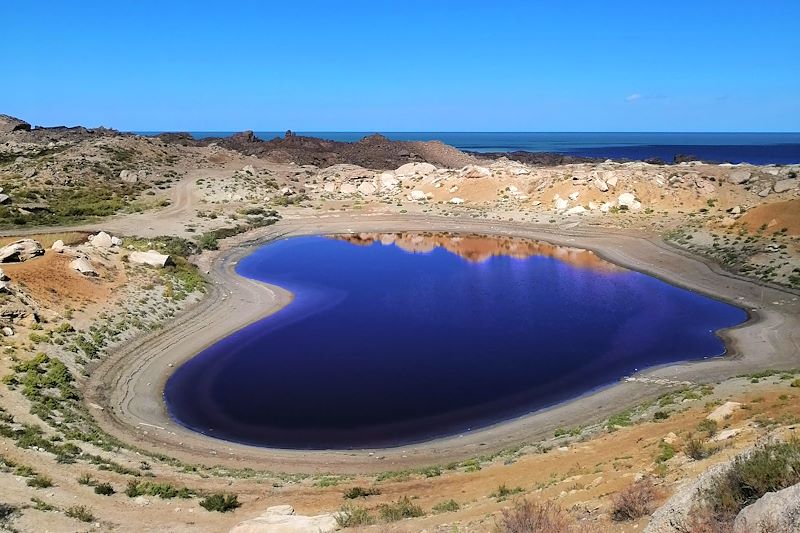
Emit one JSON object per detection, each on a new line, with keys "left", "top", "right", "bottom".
{"left": 2, "top": 327, "right": 13, "bottom": 337}
{"left": 70, "top": 257, "right": 97, "bottom": 276}
{"left": 731, "top": 205, "right": 741, "bottom": 215}
{"left": 129, "top": 250, "right": 172, "bottom": 268}
{"left": 593, "top": 179, "right": 609, "bottom": 192}
{"left": 51, "top": 240, "right": 65, "bottom": 253}
{"left": 394, "top": 162, "right": 436, "bottom": 179}
{"left": 565, "top": 206, "right": 586, "bottom": 215}
{"left": 111, "top": 236, "right": 122, "bottom": 246}
{"left": 410, "top": 190, "right": 427, "bottom": 201}
{"left": 568, "top": 191, "right": 580, "bottom": 201}
{"left": 0, "top": 268, "right": 7, "bottom": 281}
{"left": 379, "top": 172, "right": 399, "bottom": 190}
{"left": 600, "top": 202, "right": 612, "bottom": 213}
{"left": 707, "top": 401, "right": 741, "bottom": 423}
{"left": 773, "top": 178, "right": 798, "bottom": 193}
{"left": 606, "top": 175, "right": 619, "bottom": 188}
{"left": 90, "top": 231, "right": 114, "bottom": 248}
{"left": 339, "top": 183, "right": 357, "bottom": 194}
{"left": 322, "top": 183, "right": 335, "bottom": 193}
{"left": 728, "top": 169, "right": 751, "bottom": 185}
{"left": 0, "top": 239, "right": 44, "bottom": 263}
{"left": 458, "top": 165, "right": 492, "bottom": 179}
{"left": 242, "top": 164, "right": 256, "bottom": 175}
{"left": 449, "top": 197, "right": 464, "bottom": 204}
{"left": 357, "top": 182, "right": 376, "bottom": 195}
{"left": 617, "top": 192, "right": 641, "bottom": 210}
{"left": 554, "top": 198, "right": 569, "bottom": 210}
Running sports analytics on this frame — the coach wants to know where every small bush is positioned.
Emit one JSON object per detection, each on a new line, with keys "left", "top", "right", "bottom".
{"left": 491, "top": 484, "right": 525, "bottom": 501}
{"left": 611, "top": 478, "right": 660, "bottom": 521}
{"left": 343, "top": 486, "right": 381, "bottom": 499}
{"left": 77, "top": 473, "right": 94, "bottom": 485}
{"left": 496, "top": 499, "right": 574, "bottom": 533}
{"left": 26, "top": 474, "right": 53, "bottom": 489}
{"left": 656, "top": 441, "right": 676, "bottom": 463}
{"left": 685, "top": 434, "right": 714, "bottom": 460}
{"left": 94, "top": 483, "right": 115, "bottom": 496}
{"left": 335, "top": 505, "right": 374, "bottom": 527}
{"left": 653, "top": 411, "right": 670, "bottom": 421}
{"left": 199, "top": 493, "right": 240, "bottom": 513}
{"left": 378, "top": 496, "right": 424, "bottom": 522}
{"left": 65, "top": 505, "right": 94, "bottom": 523}
{"left": 432, "top": 499, "right": 460, "bottom": 513}
{"left": 0, "top": 502, "right": 17, "bottom": 520}
{"left": 697, "top": 419, "right": 718, "bottom": 437}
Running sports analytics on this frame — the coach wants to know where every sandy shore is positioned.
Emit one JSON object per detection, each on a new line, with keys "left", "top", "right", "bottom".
{"left": 85, "top": 214, "right": 800, "bottom": 474}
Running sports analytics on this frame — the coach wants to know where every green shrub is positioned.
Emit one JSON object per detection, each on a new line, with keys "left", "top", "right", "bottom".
{"left": 656, "top": 441, "right": 676, "bottom": 463}
{"left": 335, "top": 505, "right": 374, "bottom": 527}
{"left": 685, "top": 434, "right": 714, "bottom": 460}
{"left": 653, "top": 411, "right": 670, "bottom": 421}
{"left": 199, "top": 493, "right": 240, "bottom": 513}
{"left": 378, "top": 496, "right": 424, "bottom": 522}
{"left": 697, "top": 419, "right": 718, "bottom": 437}
{"left": 26, "top": 474, "right": 53, "bottom": 489}
{"left": 94, "top": 483, "right": 115, "bottom": 496}
{"left": 432, "top": 499, "right": 460, "bottom": 513}
{"left": 65, "top": 505, "right": 94, "bottom": 523}
{"left": 491, "top": 484, "right": 524, "bottom": 501}
{"left": 125, "top": 480, "right": 194, "bottom": 499}
{"left": 343, "top": 486, "right": 381, "bottom": 499}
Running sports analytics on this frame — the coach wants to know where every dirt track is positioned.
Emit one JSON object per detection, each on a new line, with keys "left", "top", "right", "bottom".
{"left": 84, "top": 213, "right": 800, "bottom": 474}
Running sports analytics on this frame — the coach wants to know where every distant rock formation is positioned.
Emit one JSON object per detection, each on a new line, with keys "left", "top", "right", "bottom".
{"left": 0, "top": 114, "right": 31, "bottom": 133}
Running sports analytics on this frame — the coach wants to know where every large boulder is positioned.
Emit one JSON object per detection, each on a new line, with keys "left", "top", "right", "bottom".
{"left": 379, "top": 172, "right": 399, "bottom": 191}
{"left": 773, "top": 178, "right": 798, "bottom": 193}
{"left": 0, "top": 239, "right": 44, "bottom": 263}
{"left": 409, "top": 190, "right": 427, "bottom": 201}
{"left": 89, "top": 231, "right": 114, "bottom": 248}
{"left": 458, "top": 165, "right": 492, "bottom": 179}
{"left": 728, "top": 169, "right": 751, "bottom": 185}
{"left": 617, "top": 192, "right": 641, "bottom": 210}
{"left": 394, "top": 162, "right": 436, "bottom": 180}
{"left": 119, "top": 170, "right": 139, "bottom": 183}
{"left": 733, "top": 482, "right": 800, "bottom": 533}
{"left": 129, "top": 250, "right": 172, "bottom": 268}
{"left": 69, "top": 257, "right": 97, "bottom": 276}
{"left": 356, "top": 182, "right": 376, "bottom": 195}
{"left": 0, "top": 114, "right": 31, "bottom": 133}
{"left": 228, "top": 505, "right": 337, "bottom": 533}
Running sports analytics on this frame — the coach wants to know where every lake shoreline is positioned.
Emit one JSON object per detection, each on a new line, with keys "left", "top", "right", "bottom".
{"left": 85, "top": 213, "right": 800, "bottom": 474}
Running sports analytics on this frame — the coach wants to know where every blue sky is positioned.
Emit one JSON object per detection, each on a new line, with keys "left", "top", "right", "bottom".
{"left": 2, "top": 1, "right": 798, "bottom": 131}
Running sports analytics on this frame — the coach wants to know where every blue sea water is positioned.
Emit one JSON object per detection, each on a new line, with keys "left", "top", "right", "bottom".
{"left": 139, "top": 131, "right": 800, "bottom": 165}
{"left": 164, "top": 235, "right": 747, "bottom": 449}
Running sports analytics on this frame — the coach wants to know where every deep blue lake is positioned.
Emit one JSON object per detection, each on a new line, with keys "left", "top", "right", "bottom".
{"left": 164, "top": 234, "right": 747, "bottom": 449}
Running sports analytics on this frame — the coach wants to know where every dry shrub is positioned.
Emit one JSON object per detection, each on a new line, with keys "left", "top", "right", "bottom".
{"left": 686, "top": 507, "right": 730, "bottom": 533}
{"left": 496, "top": 499, "right": 582, "bottom": 533}
{"left": 611, "top": 477, "right": 660, "bottom": 521}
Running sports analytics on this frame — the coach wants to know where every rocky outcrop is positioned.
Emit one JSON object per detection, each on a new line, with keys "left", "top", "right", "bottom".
{"left": 128, "top": 250, "right": 172, "bottom": 268}
{"left": 458, "top": 164, "right": 492, "bottom": 179}
{"left": 728, "top": 169, "right": 751, "bottom": 185}
{"left": 733, "top": 482, "right": 800, "bottom": 533}
{"left": 706, "top": 401, "right": 740, "bottom": 423}
{"left": 774, "top": 178, "right": 798, "bottom": 193}
{"left": 69, "top": 257, "right": 97, "bottom": 276}
{"left": 0, "top": 114, "right": 31, "bottom": 133}
{"left": 228, "top": 505, "right": 338, "bottom": 533}
{"left": 89, "top": 231, "right": 115, "bottom": 248}
{"left": 394, "top": 162, "right": 436, "bottom": 180}
{"left": 0, "top": 239, "right": 44, "bottom": 262}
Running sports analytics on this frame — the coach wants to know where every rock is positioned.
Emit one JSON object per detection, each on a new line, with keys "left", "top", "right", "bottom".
{"left": 554, "top": 198, "right": 569, "bottom": 210}
{"left": 0, "top": 239, "right": 44, "bottom": 263}
{"left": 379, "top": 172, "right": 399, "bottom": 190}
{"left": 242, "top": 164, "right": 256, "bottom": 175}
{"left": 0, "top": 268, "right": 7, "bottom": 281}
{"left": 458, "top": 165, "right": 492, "bottom": 179}
{"left": 606, "top": 174, "right": 619, "bottom": 189}
{"left": 0, "top": 280, "right": 10, "bottom": 293}
{"left": 2, "top": 327, "right": 13, "bottom": 337}
{"left": 339, "top": 183, "right": 357, "bottom": 194}
{"left": 410, "top": 190, "right": 427, "bottom": 201}
{"left": 133, "top": 496, "right": 151, "bottom": 506}
{"left": 720, "top": 216, "right": 737, "bottom": 227}
{"left": 394, "top": 162, "right": 436, "bottom": 179}
{"left": 759, "top": 187, "right": 771, "bottom": 197}
{"left": 617, "top": 192, "right": 641, "bottom": 210}
{"left": 731, "top": 205, "right": 741, "bottom": 215}
{"left": 119, "top": 170, "right": 138, "bottom": 183}
{"left": 51, "top": 240, "right": 65, "bottom": 253}
{"left": 593, "top": 179, "right": 609, "bottom": 192}
{"left": 773, "top": 178, "right": 798, "bottom": 193}
{"left": 322, "top": 182, "right": 336, "bottom": 193}
{"left": 129, "top": 250, "right": 172, "bottom": 268}
{"left": 728, "top": 169, "right": 751, "bottom": 185}
{"left": 229, "top": 505, "right": 338, "bottom": 533}
{"left": 111, "top": 236, "right": 123, "bottom": 246}
{"left": 0, "top": 194, "right": 10, "bottom": 204}
{"left": 0, "top": 114, "right": 31, "bottom": 133}
{"left": 89, "top": 231, "right": 114, "bottom": 248}
{"left": 600, "top": 202, "right": 612, "bottom": 213}
{"left": 645, "top": 461, "right": 733, "bottom": 533}
{"left": 733, "top": 482, "right": 800, "bottom": 533}
{"left": 357, "top": 182, "right": 376, "bottom": 195}
{"left": 568, "top": 191, "right": 580, "bottom": 201}
{"left": 449, "top": 197, "right": 464, "bottom": 204}
{"left": 69, "top": 257, "right": 97, "bottom": 276}
{"left": 707, "top": 401, "right": 741, "bottom": 423}
{"left": 712, "top": 428, "right": 743, "bottom": 442}
{"left": 663, "top": 432, "right": 678, "bottom": 445}
{"left": 566, "top": 206, "right": 586, "bottom": 215}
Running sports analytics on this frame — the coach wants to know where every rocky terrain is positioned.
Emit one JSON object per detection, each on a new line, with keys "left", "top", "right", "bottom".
{"left": 0, "top": 114, "right": 798, "bottom": 532}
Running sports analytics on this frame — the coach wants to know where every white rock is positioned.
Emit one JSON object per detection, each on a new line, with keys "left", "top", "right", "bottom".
{"left": 566, "top": 206, "right": 586, "bottom": 215}
{"left": 733, "top": 481, "right": 800, "bottom": 533}
{"left": 712, "top": 428, "right": 743, "bottom": 442}
{"left": 111, "top": 236, "right": 123, "bottom": 247}
{"left": 379, "top": 172, "right": 399, "bottom": 190}
{"left": 0, "top": 194, "right": 10, "bottom": 204}
{"left": 129, "top": 250, "right": 172, "bottom": 268}
{"left": 731, "top": 205, "right": 741, "bottom": 215}
{"left": 410, "top": 190, "right": 427, "bottom": 201}
{"left": 773, "top": 178, "right": 798, "bottom": 193}
{"left": 119, "top": 170, "right": 138, "bottom": 183}
{"left": 229, "top": 505, "right": 338, "bottom": 533}
{"left": 720, "top": 216, "right": 737, "bottom": 227}
{"left": 90, "top": 231, "right": 114, "bottom": 248}
{"left": 449, "top": 197, "right": 464, "bottom": 204}
{"left": 617, "top": 192, "right": 641, "bottom": 210}
{"left": 339, "top": 183, "right": 357, "bottom": 194}
{"left": 0, "top": 268, "right": 7, "bottom": 281}
{"left": 448, "top": 185, "right": 458, "bottom": 193}
{"left": 606, "top": 175, "right": 619, "bottom": 188}
{"left": 2, "top": 326, "right": 14, "bottom": 336}
{"left": 357, "top": 182, "right": 376, "bottom": 195}
{"left": 728, "top": 169, "right": 751, "bottom": 185}
{"left": 600, "top": 202, "right": 612, "bottom": 213}
{"left": 0, "top": 239, "right": 44, "bottom": 263}
{"left": 568, "top": 191, "right": 580, "bottom": 201}
{"left": 554, "top": 198, "right": 569, "bottom": 210}
{"left": 707, "top": 401, "right": 741, "bottom": 423}
{"left": 394, "top": 162, "right": 436, "bottom": 179}
{"left": 458, "top": 165, "right": 492, "bottom": 179}
{"left": 322, "top": 183, "right": 335, "bottom": 193}
{"left": 51, "top": 240, "right": 65, "bottom": 253}
{"left": 242, "top": 164, "right": 256, "bottom": 175}
{"left": 593, "top": 179, "right": 609, "bottom": 192}
{"left": 70, "top": 257, "right": 97, "bottom": 276}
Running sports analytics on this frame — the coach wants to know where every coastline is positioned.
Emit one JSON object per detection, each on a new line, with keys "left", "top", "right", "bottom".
{"left": 85, "top": 213, "right": 800, "bottom": 474}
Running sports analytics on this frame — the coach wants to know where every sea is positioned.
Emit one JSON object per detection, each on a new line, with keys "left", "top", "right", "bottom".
{"left": 138, "top": 131, "right": 800, "bottom": 165}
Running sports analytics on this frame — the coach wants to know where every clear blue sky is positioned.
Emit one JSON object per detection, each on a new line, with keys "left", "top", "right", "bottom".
{"left": 2, "top": 1, "right": 798, "bottom": 132}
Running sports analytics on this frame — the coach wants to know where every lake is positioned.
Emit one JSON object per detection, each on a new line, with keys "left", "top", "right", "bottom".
{"left": 164, "top": 233, "right": 747, "bottom": 449}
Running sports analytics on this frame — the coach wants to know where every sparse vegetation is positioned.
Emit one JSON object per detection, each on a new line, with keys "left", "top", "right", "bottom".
{"left": 65, "top": 505, "right": 94, "bottom": 523}
{"left": 378, "top": 496, "right": 424, "bottom": 522}
{"left": 432, "top": 499, "right": 460, "bottom": 513}
{"left": 343, "top": 486, "right": 381, "bottom": 499}
{"left": 611, "top": 477, "right": 660, "bottom": 521}
{"left": 199, "top": 493, "right": 240, "bottom": 513}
